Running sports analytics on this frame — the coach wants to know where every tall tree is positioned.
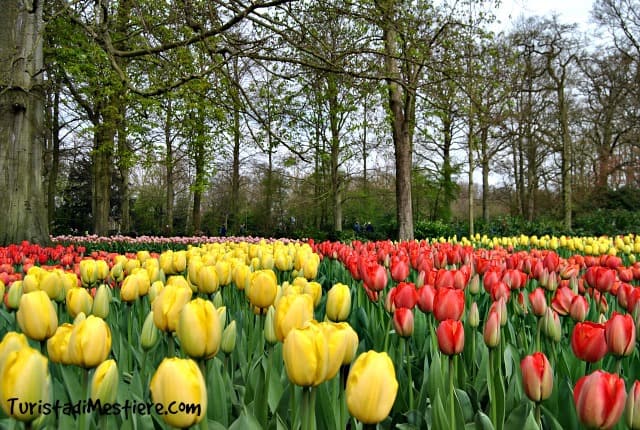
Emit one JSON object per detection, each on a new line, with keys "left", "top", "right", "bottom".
{"left": 0, "top": 0, "right": 50, "bottom": 245}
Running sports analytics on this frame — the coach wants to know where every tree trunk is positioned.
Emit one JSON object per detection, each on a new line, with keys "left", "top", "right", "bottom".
{"left": 380, "top": 0, "right": 414, "bottom": 241}
{"left": 0, "top": 0, "right": 50, "bottom": 245}
{"left": 118, "top": 115, "right": 130, "bottom": 233}
{"left": 92, "top": 124, "right": 115, "bottom": 236}
{"left": 47, "top": 81, "right": 61, "bottom": 231}
{"left": 164, "top": 101, "right": 174, "bottom": 235}
{"left": 480, "top": 127, "right": 490, "bottom": 221}
{"left": 558, "top": 87, "right": 572, "bottom": 230}
{"left": 328, "top": 74, "right": 342, "bottom": 233}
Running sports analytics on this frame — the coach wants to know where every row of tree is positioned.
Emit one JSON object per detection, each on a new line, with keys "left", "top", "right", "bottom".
{"left": 1, "top": 0, "right": 639, "bottom": 245}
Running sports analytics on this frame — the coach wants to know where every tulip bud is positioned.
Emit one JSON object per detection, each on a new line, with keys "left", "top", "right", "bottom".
{"left": 340, "top": 323, "right": 359, "bottom": 365}
{"left": 95, "top": 260, "right": 109, "bottom": 281}
{"left": 66, "top": 287, "right": 93, "bottom": 319}
{"left": 626, "top": 380, "right": 640, "bottom": 429}
{"left": 221, "top": 320, "right": 237, "bottom": 354}
{"left": 319, "top": 321, "right": 349, "bottom": 381}
{"left": 0, "top": 280, "right": 4, "bottom": 303}
{"left": 120, "top": 274, "right": 140, "bottom": 303}
{"left": 16, "top": 290, "right": 58, "bottom": 341}
{"left": 483, "top": 309, "right": 501, "bottom": 348}
{"left": 80, "top": 260, "right": 98, "bottom": 287}
{"left": 436, "top": 319, "right": 465, "bottom": 355}
{"left": 393, "top": 307, "right": 414, "bottom": 337}
{"left": 39, "top": 270, "right": 64, "bottom": 301}
{"left": 46, "top": 323, "right": 73, "bottom": 364}
{"left": 73, "top": 311, "right": 86, "bottom": 324}
{"left": 569, "top": 295, "right": 589, "bottom": 322}
{"left": 0, "top": 347, "right": 51, "bottom": 422}
{"left": 110, "top": 263, "right": 124, "bottom": 283}
{"left": 212, "top": 291, "right": 224, "bottom": 308}
{"left": 264, "top": 305, "right": 278, "bottom": 344}
{"left": 5, "top": 280, "right": 23, "bottom": 310}
{"left": 542, "top": 308, "right": 562, "bottom": 343}
{"left": 346, "top": 351, "right": 398, "bottom": 424}
{"left": 326, "top": 283, "right": 351, "bottom": 322}
{"left": 141, "top": 311, "right": 160, "bottom": 351}
{"left": 605, "top": 312, "right": 636, "bottom": 357}
{"left": 217, "top": 306, "right": 227, "bottom": 328}
{"left": 520, "top": 352, "right": 553, "bottom": 402}
{"left": 92, "top": 284, "right": 111, "bottom": 319}
{"left": 468, "top": 274, "right": 481, "bottom": 295}
{"left": 468, "top": 302, "right": 480, "bottom": 328}
{"left": 90, "top": 359, "right": 119, "bottom": 404}
{"left": 176, "top": 299, "right": 222, "bottom": 360}
{"left": 150, "top": 358, "right": 207, "bottom": 428}
{"left": 68, "top": 315, "right": 112, "bottom": 368}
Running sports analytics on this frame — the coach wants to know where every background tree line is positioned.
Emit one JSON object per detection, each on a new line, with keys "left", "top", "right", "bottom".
{"left": 1, "top": 0, "right": 639, "bottom": 245}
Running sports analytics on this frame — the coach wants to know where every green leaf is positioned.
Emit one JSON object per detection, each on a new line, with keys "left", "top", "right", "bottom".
{"left": 427, "top": 352, "right": 445, "bottom": 401}
{"left": 431, "top": 392, "right": 450, "bottom": 430}
{"left": 206, "top": 359, "right": 230, "bottom": 427}
{"left": 474, "top": 411, "right": 495, "bottom": 430}
{"left": 504, "top": 402, "right": 530, "bottom": 430}
{"left": 229, "top": 408, "right": 263, "bottom": 430}
{"left": 455, "top": 388, "right": 474, "bottom": 424}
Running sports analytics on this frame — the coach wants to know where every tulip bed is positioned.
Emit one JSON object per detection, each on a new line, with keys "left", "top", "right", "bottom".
{"left": 1, "top": 234, "right": 640, "bottom": 429}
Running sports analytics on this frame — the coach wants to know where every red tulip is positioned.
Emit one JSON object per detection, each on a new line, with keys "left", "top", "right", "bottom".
{"left": 393, "top": 282, "right": 418, "bottom": 309}
{"left": 393, "top": 307, "right": 414, "bottom": 337}
{"left": 416, "top": 284, "right": 436, "bottom": 314}
{"left": 569, "top": 295, "right": 589, "bottom": 322}
{"left": 625, "top": 380, "right": 640, "bottom": 429}
{"left": 551, "top": 286, "right": 575, "bottom": 316}
{"left": 605, "top": 312, "right": 636, "bottom": 357}
{"left": 571, "top": 321, "right": 608, "bottom": 363}
{"left": 520, "top": 352, "right": 553, "bottom": 402}
{"left": 490, "top": 281, "right": 510, "bottom": 302}
{"left": 574, "top": 370, "right": 626, "bottom": 430}
{"left": 432, "top": 287, "right": 465, "bottom": 322}
{"left": 363, "top": 264, "right": 387, "bottom": 292}
{"left": 483, "top": 308, "right": 501, "bottom": 348}
{"left": 529, "top": 288, "right": 547, "bottom": 317}
{"left": 543, "top": 252, "right": 560, "bottom": 272}
{"left": 390, "top": 255, "right": 410, "bottom": 282}
{"left": 434, "top": 269, "right": 454, "bottom": 289}
{"left": 436, "top": 319, "right": 465, "bottom": 356}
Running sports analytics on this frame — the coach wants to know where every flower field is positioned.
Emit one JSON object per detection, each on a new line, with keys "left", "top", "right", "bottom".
{"left": 1, "top": 234, "right": 640, "bottom": 429}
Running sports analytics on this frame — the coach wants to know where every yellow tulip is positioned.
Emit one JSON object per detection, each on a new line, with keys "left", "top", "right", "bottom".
{"left": 5, "top": 281, "right": 23, "bottom": 310}
{"left": 141, "top": 311, "right": 160, "bottom": 351}
{"left": 319, "top": 322, "right": 348, "bottom": 381}
{"left": 247, "top": 269, "right": 278, "bottom": 310}
{"left": 215, "top": 260, "right": 232, "bottom": 286}
{"left": 46, "top": 323, "right": 74, "bottom": 364}
{"left": 131, "top": 269, "right": 151, "bottom": 296}
{"left": 340, "top": 323, "right": 359, "bottom": 365}
{"left": 22, "top": 272, "right": 40, "bottom": 293}
{"left": 110, "top": 262, "right": 124, "bottom": 283}
{"left": 90, "top": 359, "right": 119, "bottom": 404}
{"left": 150, "top": 358, "right": 207, "bottom": 428}
{"left": 176, "top": 299, "right": 222, "bottom": 359}
{"left": 233, "top": 264, "right": 251, "bottom": 291}
{"left": 282, "top": 321, "right": 328, "bottom": 387}
{"left": 66, "top": 287, "right": 93, "bottom": 318}
{"left": 304, "top": 282, "right": 322, "bottom": 307}
{"left": 275, "top": 293, "right": 314, "bottom": 342}
{"left": 261, "top": 252, "right": 274, "bottom": 270}
{"left": 148, "top": 281, "right": 164, "bottom": 303}
{"left": 39, "top": 270, "right": 64, "bottom": 300}
{"left": 173, "top": 251, "right": 187, "bottom": 273}
{"left": 95, "top": 260, "right": 109, "bottom": 281}
{"left": 326, "top": 283, "right": 351, "bottom": 322}
{"left": 67, "top": 315, "right": 112, "bottom": 368}
{"left": 221, "top": 320, "right": 237, "bottom": 354}
{"left": 137, "top": 250, "right": 151, "bottom": 264}
{"left": 264, "top": 305, "right": 278, "bottom": 344}
{"left": 92, "top": 284, "right": 111, "bottom": 319}
{"left": 120, "top": 274, "right": 140, "bottom": 303}
{"left": 198, "top": 265, "right": 219, "bottom": 294}
{"left": 0, "top": 332, "right": 29, "bottom": 375}
{"left": 302, "top": 253, "right": 320, "bottom": 280}
{"left": 124, "top": 258, "right": 141, "bottom": 276}
{"left": 16, "top": 290, "right": 58, "bottom": 341}
{"left": 0, "top": 347, "right": 51, "bottom": 422}
{"left": 275, "top": 250, "right": 293, "bottom": 271}
{"left": 346, "top": 351, "right": 398, "bottom": 424}
{"left": 159, "top": 251, "right": 176, "bottom": 275}
{"left": 152, "top": 282, "right": 193, "bottom": 332}
{"left": 79, "top": 260, "right": 98, "bottom": 286}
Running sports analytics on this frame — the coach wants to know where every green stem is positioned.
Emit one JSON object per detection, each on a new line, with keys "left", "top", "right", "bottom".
{"left": 339, "top": 366, "right": 347, "bottom": 429}
{"left": 167, "top": 333, "right": 175, "bottom": 358}
{"left": 489, "top": 349, "right": 497, "bottom": 427}
{"left": 301, "top": 387, "right": 310, "bottom": 430}
{"left": 535, "top": 317, "right": 541, "bottom": 353}
{"left": 614, "top": 357, "right": 623, "bottom": 375}
{"left": 79, "top": 368, "right": 90, "bottom": 430}
{"left": 127, "top": 305, "right": 133, "bottom": 371}
{"left": 449, "top": 356, "right": 455, "bottom": 429}
{"left": 471, "top": 328, "right": 476, "bottom": 379}
{"left": 535, "top": 402, "right": 542, "bottom": 430}
{"left": 405, "top": 338, "right": 414, "bottom": 411}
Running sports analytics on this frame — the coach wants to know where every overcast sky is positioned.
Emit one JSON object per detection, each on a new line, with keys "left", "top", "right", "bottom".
{"left": 492, "top": 0, "right": 595, "bottom": 30}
